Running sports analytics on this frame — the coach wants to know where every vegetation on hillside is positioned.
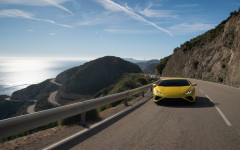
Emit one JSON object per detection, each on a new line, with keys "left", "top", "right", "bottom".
{"left": 174, "top": 10, "right": 240, "bottom": 53}
{"left": 59, "top": 56, "right": 142, "bottom": 96}
{"left": 94, "top": 73, "right": 157, "bottom": 111}
{"left": 35, "top": 96, "right": 55, "bottom": 112}
{"left": 11, "top": 79, "right": 59, "bottom": 101}
{"left": 0, "top": 100, "right": 34, "bottom": 120}
{"left": 156, "top": 55, "right": 171, "bottom": 75}
{"left": 94, "top": 73, "right": 156, "bottom": 97}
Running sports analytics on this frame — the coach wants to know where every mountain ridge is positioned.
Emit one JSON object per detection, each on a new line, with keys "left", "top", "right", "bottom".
{"left": 156, "top": 9, "right": 240, "bottom": 87}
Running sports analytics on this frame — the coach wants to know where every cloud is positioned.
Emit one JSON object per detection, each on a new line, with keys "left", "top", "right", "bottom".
{"left": 96, "top": 0, "right": 172, "bottom": 36}
{"left": 0, "top": 0, "right": 73, "bottom": 15}
{"left": 137, "top": 3, "right": 178, "bottom": 18}
{"left": 77, "top": 19, "right": 103, "bottom": 26}
{"left": 169, "top": 23, "right": 215, "bottom": 34}
{"left": 104, "top": 28, "right": 158, "bottom": 34}
{"left": 0, "top": 9, "right": 73, "bottom": 28}
{"left": 43, "top": 0, "right": 73, "bottom": 15}
{"left": 27, "top": 29, "right": 33, "bottom": 32}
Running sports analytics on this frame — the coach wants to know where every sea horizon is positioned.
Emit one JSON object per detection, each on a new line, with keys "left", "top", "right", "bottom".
{"left": 0, "top": 57, "right": 88, "bottom": 96}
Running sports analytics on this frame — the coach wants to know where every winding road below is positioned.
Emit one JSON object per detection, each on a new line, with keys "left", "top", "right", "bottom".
{"left": 26, "top": 100, "right": 37, "bottom": 114}
{"left": 48, "top": 79, "right": 61, "bottom": 107}
{"left": 58, "top": 78, "right": 240, "bottom": 150}
{"left": 27, "top": 78, "right": 62, "bottom": 113}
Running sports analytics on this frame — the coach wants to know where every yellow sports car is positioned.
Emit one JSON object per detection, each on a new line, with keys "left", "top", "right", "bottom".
{"left": 153, "top": 78, "right": 197, "bottom": 103}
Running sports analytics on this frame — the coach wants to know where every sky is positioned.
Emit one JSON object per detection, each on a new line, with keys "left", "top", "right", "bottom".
{"left": 0, "top": 0, "right": 239, "bottom": 60}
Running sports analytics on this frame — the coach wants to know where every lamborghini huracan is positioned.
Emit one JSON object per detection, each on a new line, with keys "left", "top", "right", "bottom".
{"left": 153, "top": 78, "right": 197, "bottom": 103}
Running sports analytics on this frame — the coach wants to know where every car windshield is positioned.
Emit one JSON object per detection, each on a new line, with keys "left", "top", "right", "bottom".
{"left": 158, "top": 79, "right": 190, "bottom": 86}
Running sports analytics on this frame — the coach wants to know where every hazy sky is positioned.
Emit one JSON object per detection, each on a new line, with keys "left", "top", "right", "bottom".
{"left": 0, "top": 0, "right": 239, "bottom": 60}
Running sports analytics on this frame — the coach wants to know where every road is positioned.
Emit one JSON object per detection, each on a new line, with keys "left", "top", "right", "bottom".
{"left": 64, "top": 79, "right": 240, "bottom": 150}
{"left": 48, "top": 79, "right": 61, "bottom": 106}
{"left": 48, "top": 91, "right": 61, "bottom": 106}
{"left": 27, "top": 101, "right": 36, "bottom": 114}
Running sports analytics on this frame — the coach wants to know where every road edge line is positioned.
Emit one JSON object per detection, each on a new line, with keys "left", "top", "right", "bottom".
{"left": 215, "top": 107, "right": 232, "bottom": 126}
{"left": 205, "top": 94, "right": 232, "bottom": 127}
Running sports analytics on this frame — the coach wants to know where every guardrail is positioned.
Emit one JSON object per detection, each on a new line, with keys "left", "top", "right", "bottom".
{"left": 0, "top": 79, "right": 160, "bottom": 139}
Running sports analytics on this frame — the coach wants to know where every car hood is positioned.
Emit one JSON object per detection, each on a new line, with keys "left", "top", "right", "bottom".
{"left": 155, "top": 86, "right": 191, "bottom": 95}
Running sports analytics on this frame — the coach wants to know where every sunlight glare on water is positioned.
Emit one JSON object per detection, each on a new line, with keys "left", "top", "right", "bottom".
{"left": 0, "top": 57, "right": 86, "bottom": 95}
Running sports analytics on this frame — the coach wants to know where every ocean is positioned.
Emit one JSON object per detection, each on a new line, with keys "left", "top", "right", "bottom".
{"left": 0, "top": 58, "right": 87, "bottom": 95}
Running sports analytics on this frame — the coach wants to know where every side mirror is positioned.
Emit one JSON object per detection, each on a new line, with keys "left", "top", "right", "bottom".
{"left": 153, "top": 84, "right": 157, "bottom": 87}
{"left": 192, "top": 83, "right": 197, "bottom": 86}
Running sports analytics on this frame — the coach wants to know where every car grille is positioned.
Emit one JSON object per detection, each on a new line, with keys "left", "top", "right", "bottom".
{"left": 163, "top": 98, "right": 183, "bottom": 101}
{"left": 155, "top": 96, "right": 162, "bottom": 100}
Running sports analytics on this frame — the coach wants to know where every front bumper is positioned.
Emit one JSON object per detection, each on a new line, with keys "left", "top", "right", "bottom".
{"left": 153, "top": 94, "right": 195, "bottom": 103}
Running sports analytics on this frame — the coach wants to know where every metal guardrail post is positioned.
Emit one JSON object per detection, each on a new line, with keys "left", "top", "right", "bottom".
{"left": 124, "top": 98, "right": 128, "bottom": 106}
{"left": 81, "top": 112, "right": 86, "bottom": 126}
{"left": 142, "top": 91, "right": 144, "bottom": 97}
{"left": 150, "top": 87, "right": 153, "bottom": 92}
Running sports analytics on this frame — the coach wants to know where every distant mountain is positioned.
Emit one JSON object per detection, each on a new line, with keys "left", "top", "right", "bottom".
{"left": 123, "top": 58, "right": 145, "bottom": 63}
{"left": 156, "top": 9, "right": 240, "bottom": 87}
{"left": 136, "top": 59, "right": 159, "bottom": 69}
{"left": 56, "top": 56, "right": 142, "bottom": 104}
{"left": 136, "top": 59, "right": 159, "bottom": 74}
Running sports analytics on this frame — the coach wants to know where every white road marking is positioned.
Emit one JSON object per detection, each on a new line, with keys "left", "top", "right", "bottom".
{"left": 199, "top": 89, "right": 204, "bottom": 93}
{"left": 215, "top": 107, "right": 232, "bottom": 126}
{"left": 205, "top": 94, "right": 232, "bottom": 127}
{"left": 205, "top": 95, "right": 213, "bottom": 102}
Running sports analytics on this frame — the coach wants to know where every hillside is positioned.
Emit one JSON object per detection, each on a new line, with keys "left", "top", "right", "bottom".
{"left": 136, "top": 59, "right": 159, "bottom": 74}
{"left": 0, "top": 95, "right": 34, "bottom": 120}
{"left": 157, "top": 9, "right": 240, "bottom": 87}
{"left": 11, "top": 79, "right": 59, "bottom": 101}
{"left": 94, "top": 73, "right": 156, "bottom": 98}
{"left": 56, "top": 56, "right": 142, "bottom": 104}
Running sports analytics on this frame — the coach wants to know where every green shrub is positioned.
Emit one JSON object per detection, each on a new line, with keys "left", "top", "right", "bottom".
{"left": 156, "top": 55, "right": 171, "bottom": 75}
{"left": 86, "top": 109, "right": 99, "bottom": 121}
{"left": 136, "top": 77, "right": 149, "bottom": 85}
{"left": 110, "top": 100, "right": 123, "bottom": 107}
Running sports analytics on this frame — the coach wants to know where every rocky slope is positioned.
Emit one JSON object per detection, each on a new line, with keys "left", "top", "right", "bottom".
{"left": 158, "top": 9, "right": 240, "bottom": 87}
{"left": 56, "top": 56, "right": 142, "bottom": 104}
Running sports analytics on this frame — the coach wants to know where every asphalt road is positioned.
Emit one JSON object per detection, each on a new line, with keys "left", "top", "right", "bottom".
{"left": 48, "top": 79, "right": 61, "bottom": 106}
{"left": 27, "top": 101, "right": 36, "bottom": 114}
{"left": 59, "top": 79, "right": 240, "bottom": 150}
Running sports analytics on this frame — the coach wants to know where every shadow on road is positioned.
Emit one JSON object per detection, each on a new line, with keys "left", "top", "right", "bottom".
{"left": 155, "top": 96, "right": 215, "bottom": 108}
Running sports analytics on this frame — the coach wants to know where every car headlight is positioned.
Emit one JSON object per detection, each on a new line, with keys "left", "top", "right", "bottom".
{"left": 156, "top": 90, "right": 162, "bottom": 95}
{"left": 185, "top": 90, "right": 192, "bottom": 95}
